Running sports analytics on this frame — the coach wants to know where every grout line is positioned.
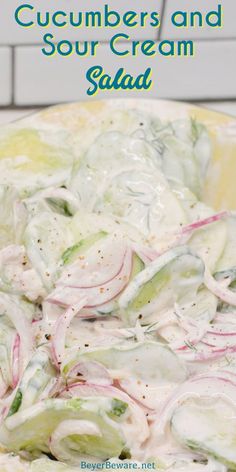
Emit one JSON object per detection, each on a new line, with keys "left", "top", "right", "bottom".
{"left": 11, "top": 46, "right": 15, "bottom": 105}
{"left": 159, "top": 0, "right": 167, "bottom": 40}
{"left": 1, "top": 98, "right": 236, "bottom": 112}
{"left": 0, "top": 105, "right": 43, "bottom": 110}
{"left": 158, "top": 36, "right": 236, "bottom": 42}
{"left": 180, "top": 97, "right": 236, "bottom": 103}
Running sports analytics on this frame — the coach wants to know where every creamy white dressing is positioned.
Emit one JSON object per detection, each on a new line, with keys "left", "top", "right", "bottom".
{"left": 0, "top": 107, "right": 235, "bottom": 471}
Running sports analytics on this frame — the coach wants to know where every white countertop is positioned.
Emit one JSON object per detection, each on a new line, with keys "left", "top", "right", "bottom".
{"left": 0, "top": 101, "right": 236, "bottom": 126}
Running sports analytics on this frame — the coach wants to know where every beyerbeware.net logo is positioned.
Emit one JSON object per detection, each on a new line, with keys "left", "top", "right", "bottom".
{"left": 81, "top": 461, "right": 156, "bottom": 470}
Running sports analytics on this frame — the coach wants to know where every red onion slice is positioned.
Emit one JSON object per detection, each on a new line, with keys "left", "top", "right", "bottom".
{"left": 151, "top": 370, "right": 236, "bottom": 442}
{"left": 11, "top": 334, "right": 20, "bottom": 388}
{"left": 48, "top": 248, "right": 133, "bottom": 308}
{"left": 180, "top": 211, "right": 228, "bottom": 236}
{"left": 51, "top": 298, "right": 87, "bottom": 369}
{"left": 57, "top": 237, "right": 127, "bottom": 288}
{"left": 66, "top": 361, "right": 112, "bottom": 386}
{"left": 204, "top": 267, "right": 236, "bottom": 306}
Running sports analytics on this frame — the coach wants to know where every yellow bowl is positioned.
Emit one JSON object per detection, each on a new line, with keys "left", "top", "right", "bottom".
{"left": 22, "top": 99, "right": 236, "bottom": 210}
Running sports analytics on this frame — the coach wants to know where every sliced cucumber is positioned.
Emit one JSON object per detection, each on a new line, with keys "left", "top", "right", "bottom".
{"left": 216, "top": 217, "right": 236, "bottom": 272}
{"left": 0, "top": 128, "right": 73, "bottom": 191}
{"left": 30, "top": 458, "right": 78, "bottom": 471}
{"left": 1, "top": 397, "right": 126, "bottom": 463}
{"left": 0, "top": 452, "right": 32, "bottom": 472}
{"left": 189, "top": 218, "right": 226, "bottom": 272}
{"left": 64, "top": 341, "right": 187, "bottom": 386}
{"left": 8, "top": 390, "right": 23, "bottom": 417}
{"left": 149, "top": 453, "right": 224, "bottom": 472}
{"left": 130, "top": 254, "right": 145, "bottom": 280}
{"left": 62, "top": 231, "right": 108, "bottom": 265}
{"left": 119, "top": 246, "right": 204, "bottom": 323}
{"left": 24, "top": 211, "right": 73, "bottom": 288}
{"left": 8, "top": 348, "right": 55, "bottom": 415}
{"left": 126, "top": 265, "right": 169, "bottom": 313}
{"left": 171, "top": 397, "right": 236, "bottom": 470}
{"left": 178, "top": 288, "right": 217, "bottom": 325}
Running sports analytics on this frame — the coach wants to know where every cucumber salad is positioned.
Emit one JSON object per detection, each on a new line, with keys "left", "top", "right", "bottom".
{"left": 0, "top": 104, "right": 235, "bottom": 472}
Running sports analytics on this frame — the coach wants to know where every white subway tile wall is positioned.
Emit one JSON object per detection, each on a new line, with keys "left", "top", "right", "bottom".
{"left": 0, "top": 0, "right": 235, "bottom": 106}
{"left": 161, "top": 0, "right": 236, "bottom": 39}
{"left": 15, "top": 40, "right": 236, "bottom": 105}
{"left": 0, "top": 0, "right": 163, "bottom": 44}
{"left": 0, "top": 48, "right": 12, "bottom": 105}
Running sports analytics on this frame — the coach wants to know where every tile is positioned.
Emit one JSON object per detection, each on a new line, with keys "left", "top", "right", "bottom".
{"left": 157, "top": 40, "right": 236, "bottom": 100}
{"left": 161, "top": 0, "right": 236, "bottom": 39}
{"left": 0, "top": 0, "right": 163, "bottom": 44}
{"left": 199, "top": 101, "right": 236, "bottom": 118}
{"left": 0, "top": 47, "right": 12, "bottom": 105}
{"left": 0, "top": 109, "right": 38, "bottom": 126}
{"left": 15, "top": 40, "right": 236, "bottom": 105}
